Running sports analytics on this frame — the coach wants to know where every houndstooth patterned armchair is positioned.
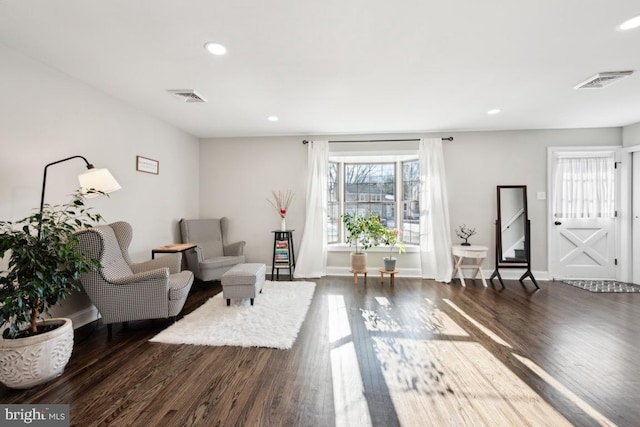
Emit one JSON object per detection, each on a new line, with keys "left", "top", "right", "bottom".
{"left": 75, "top": 221, "right": 194, "bottom": 336}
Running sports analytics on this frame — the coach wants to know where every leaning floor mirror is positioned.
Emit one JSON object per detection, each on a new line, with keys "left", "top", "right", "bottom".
{"left": 489, "top": 185, "right": 539, "bottom": 289}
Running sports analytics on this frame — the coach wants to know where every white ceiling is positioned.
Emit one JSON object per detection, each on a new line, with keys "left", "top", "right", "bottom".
{"left": 1, "top": 1, "right": 639, "bottom": 138}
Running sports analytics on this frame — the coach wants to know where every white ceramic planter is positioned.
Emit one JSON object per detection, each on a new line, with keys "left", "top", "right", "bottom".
{"left": 0, "top": 318, "right": 74, "bottom": 389}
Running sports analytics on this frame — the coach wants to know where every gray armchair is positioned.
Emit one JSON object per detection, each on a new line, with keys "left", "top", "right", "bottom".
{"left": 179, "top": 218, "right": 245, "bottom": 281}
{"left": 75, "top": 221, "right": 194, "bottom": 336}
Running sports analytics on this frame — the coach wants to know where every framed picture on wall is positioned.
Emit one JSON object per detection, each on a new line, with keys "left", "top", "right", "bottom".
{"left": 136, "top": 156, "right": 159, "bottom": 174}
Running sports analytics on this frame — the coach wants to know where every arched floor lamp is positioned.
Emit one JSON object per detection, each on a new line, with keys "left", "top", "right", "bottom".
{"left": 39, "top": 155, "right": 121, "bottom": 237}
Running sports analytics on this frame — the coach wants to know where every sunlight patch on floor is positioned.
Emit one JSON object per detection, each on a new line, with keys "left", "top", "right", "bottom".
{"left": 442, "top": 298, "right": 512, "bottom": 348}
{"left": 328, "top": 294, "right": 351, "bottom": 343}
{"left": 361, "top": 303, "right": 469, "bottom": 337}
{"left": 330, "top": 342, "right": 373, "bottom": 427}
{"left": 375, "top": 296, "right": 391, "bottom": 307}
{"left": 372, "top": 338, "right": 572, "bottom": 426}
{"left": 513, "top": 354, "right": 618, "bottom": 427}
{"left": 328, "top": 293, "right": 610, "bottom": 427}
{"left": 328, "top": 294, "right": 372, "bottom": 427}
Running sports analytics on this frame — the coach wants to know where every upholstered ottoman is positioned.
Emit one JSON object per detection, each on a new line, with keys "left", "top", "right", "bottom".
{"left": 221, "top": 263, "right": 266, "bottom": 306}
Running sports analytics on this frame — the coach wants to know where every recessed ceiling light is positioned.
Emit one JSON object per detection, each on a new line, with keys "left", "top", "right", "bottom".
{"left": 618, "top": 15, "right": 640, "bottom": 31}
{"left": 487, "top": 109, "right": 501, "bottom": 115}
{"left": 267, "top": 116, "right": 279, "bottom": 122}
{"left": 204, "top": 42, "right": 227, "bottom": 55}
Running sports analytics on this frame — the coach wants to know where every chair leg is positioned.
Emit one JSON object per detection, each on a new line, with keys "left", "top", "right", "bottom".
{"left": 227, "top": 299, "right": 231, "bottom": 306}
{"left": 251, "top": 298, "right": 254, "bottom": 306}
{"left": 107, "top": 324, "right": 113, "bottom": 338}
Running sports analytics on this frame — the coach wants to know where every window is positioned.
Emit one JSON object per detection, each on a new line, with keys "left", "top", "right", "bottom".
{"left": 553, "top": 156, "right": 615, "bottom": 219}
{"left": 345, "top": 162, "right": 395, "bottom": 223}
{"left": 402, "top": 160, "right": 420, "bottom": 244}
{"left": 328, "top": 162, "right": 339, "bottom": 244}
{"left": 328, "top": 159, "right": 420, "bottom": 245}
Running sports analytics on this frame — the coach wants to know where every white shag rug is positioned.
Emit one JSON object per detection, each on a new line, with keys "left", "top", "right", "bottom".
{"left": 149, "top": 280, "right": 316, "bottom": 349}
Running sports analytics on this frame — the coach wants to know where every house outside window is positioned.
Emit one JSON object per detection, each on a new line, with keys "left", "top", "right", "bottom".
{"left": 402, "top": 160, "right": 420, "bottom": 244}
{"left": 328, "top": 162, "right": 339, "bottom": 243}
{"left": 328, "top": 159, "right": 420, "bottom": 245}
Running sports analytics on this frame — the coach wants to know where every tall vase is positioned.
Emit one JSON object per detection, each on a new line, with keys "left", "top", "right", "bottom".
{"left": 281, "top": 217, "right": 287, "bottom": 231}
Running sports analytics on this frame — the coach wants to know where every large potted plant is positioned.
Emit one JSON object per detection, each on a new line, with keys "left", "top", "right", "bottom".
{"left": 341, "top": 213, "right": 385, "bottom": 271}
{"left": 380, "top": 228, "right": 406, "bottom": 271}
{"left": 0, "top": 190, "right": 103, "bottom": 389}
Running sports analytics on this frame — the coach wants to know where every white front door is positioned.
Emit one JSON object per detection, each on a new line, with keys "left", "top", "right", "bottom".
{"left": 551, "top": 218, "right": 616, "bottom": 279}
{"left": 548, "top": 148, "right": 619, "bottom": 280}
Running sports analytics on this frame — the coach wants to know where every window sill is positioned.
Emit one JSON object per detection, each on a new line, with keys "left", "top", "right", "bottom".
{"left": 328, "top": 244, "right": 419, "bottom": 253}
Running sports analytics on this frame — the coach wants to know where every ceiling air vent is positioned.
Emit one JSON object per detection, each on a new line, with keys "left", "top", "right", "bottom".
{"left": 168, "top": 89, "right": 207, "bottom": 103}
{"left": 574, "top": 71, "right": 634, "bottom": 89}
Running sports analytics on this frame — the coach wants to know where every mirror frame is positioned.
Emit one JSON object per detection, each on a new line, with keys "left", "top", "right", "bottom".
{"left": 496, "top": 185, "right": 528, "bottom": 264}
{"left": 491, "top": 185, "right": 538, "bottom": 289}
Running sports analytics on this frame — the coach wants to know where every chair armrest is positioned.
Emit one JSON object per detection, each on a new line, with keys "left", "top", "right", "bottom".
{"left": 133, "top": 254, "right": 181, "bottom": 274}
{"left": 224, "top": 241, "right": 245, "bottom": 256}
{"left": 183, "top": 248, "right": 201, "bottom": 277}
{"left": 111, "top": 268, "right": 169, "bottom": 285}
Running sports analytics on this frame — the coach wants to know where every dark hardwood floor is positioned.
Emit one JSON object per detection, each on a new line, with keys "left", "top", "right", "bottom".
{"left": 1, "top": 276, "right": 638, "bottom": 426}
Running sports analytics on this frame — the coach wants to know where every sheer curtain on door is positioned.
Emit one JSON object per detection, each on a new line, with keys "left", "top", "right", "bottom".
{"left": 553, "top": 156, "right": 615, "bottom": 219}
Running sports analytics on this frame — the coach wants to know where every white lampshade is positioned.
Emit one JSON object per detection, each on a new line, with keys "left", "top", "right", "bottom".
{"left": 78, "top": 167, "right": 122, "bottom": 197}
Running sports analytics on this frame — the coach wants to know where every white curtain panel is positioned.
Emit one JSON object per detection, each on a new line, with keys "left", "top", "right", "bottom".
{"left": 553, "top": 156, "right": 615, "bottom": 218}
{"left": 419, "top": 138, "right": 453, "bottom": 282}
{"left": 294, "top": 140, "right": 329, "bottom": 278}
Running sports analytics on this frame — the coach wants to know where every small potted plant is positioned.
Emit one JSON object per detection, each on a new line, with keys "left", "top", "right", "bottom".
{"left": 380, "top": 228, "right": 406, "bottom": 271}
{"left": 341, "top": 213, "right": 385, "bottom": 271}
{"left": 0, "top": 189, "right": 103, "bottom": 389}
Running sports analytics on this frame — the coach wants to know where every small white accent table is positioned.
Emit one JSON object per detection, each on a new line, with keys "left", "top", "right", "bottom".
{"left": 451, "top": 245, "right": 488, "bottom": 287}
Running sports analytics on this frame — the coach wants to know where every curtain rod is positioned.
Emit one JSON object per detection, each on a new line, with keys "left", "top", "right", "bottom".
{"left": 301, "top": 137, "right": 453, "bottom": 144}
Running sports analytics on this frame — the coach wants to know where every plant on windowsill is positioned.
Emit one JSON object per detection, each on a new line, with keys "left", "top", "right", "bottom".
{"left": 341, "top": 213, "right": 385, "bottom": 271}
{"left": 0, "top": 189, "right": 104, "bottom": 389}
{"left": 380, "top": 228, "right": 406, "bottom": 271}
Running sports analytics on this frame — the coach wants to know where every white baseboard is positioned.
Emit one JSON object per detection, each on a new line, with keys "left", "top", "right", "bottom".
{"left": 68, "top": 305, "right": 101, "bottom": 329}
{"left": 315, "top": 267, "right": 549, "bottom": 281}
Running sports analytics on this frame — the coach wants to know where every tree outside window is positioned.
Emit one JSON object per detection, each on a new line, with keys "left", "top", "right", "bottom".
{"left": 328, "top": 159, "right": 420, "bottom": 245}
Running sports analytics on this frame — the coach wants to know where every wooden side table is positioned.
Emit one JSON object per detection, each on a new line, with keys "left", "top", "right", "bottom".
{"left": 451, "top": 245, "right": 488, "bottom": 287}
{"left": 351, "top": 269, "right": 368, "bottom": 285}
{"left": 151, "top": 243, "right": 197, "bottom": 271}
{"left": 379, "top": 268, "right": 398, "bottom": 286}
{"left": 151, "top": 243, "right": 197, "bottom": 259}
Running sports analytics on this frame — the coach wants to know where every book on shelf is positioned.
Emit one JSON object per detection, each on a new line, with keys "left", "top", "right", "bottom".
{"left": 274, "top": 236, "right": 292, "bottom": 267}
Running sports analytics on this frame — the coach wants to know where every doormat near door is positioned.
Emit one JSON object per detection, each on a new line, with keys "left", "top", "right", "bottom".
{"left": 561, "top": 279, "right": 640, "bottom": 293}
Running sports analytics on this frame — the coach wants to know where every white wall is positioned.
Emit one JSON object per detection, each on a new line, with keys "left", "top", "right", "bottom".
{"left": 199, "top": 137, "right": 307, "bottom": 267}
{"left": 0, "top": 43, "right": 200, "bottom": 326}
{"left": 623, "top": 121, "right": 640, "bottom": 146}
{"left": 444, "top": 129, "right": 620, "bottom": 276}
{"left": 201, "top": 128, "right": 621, "bottom": 278}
